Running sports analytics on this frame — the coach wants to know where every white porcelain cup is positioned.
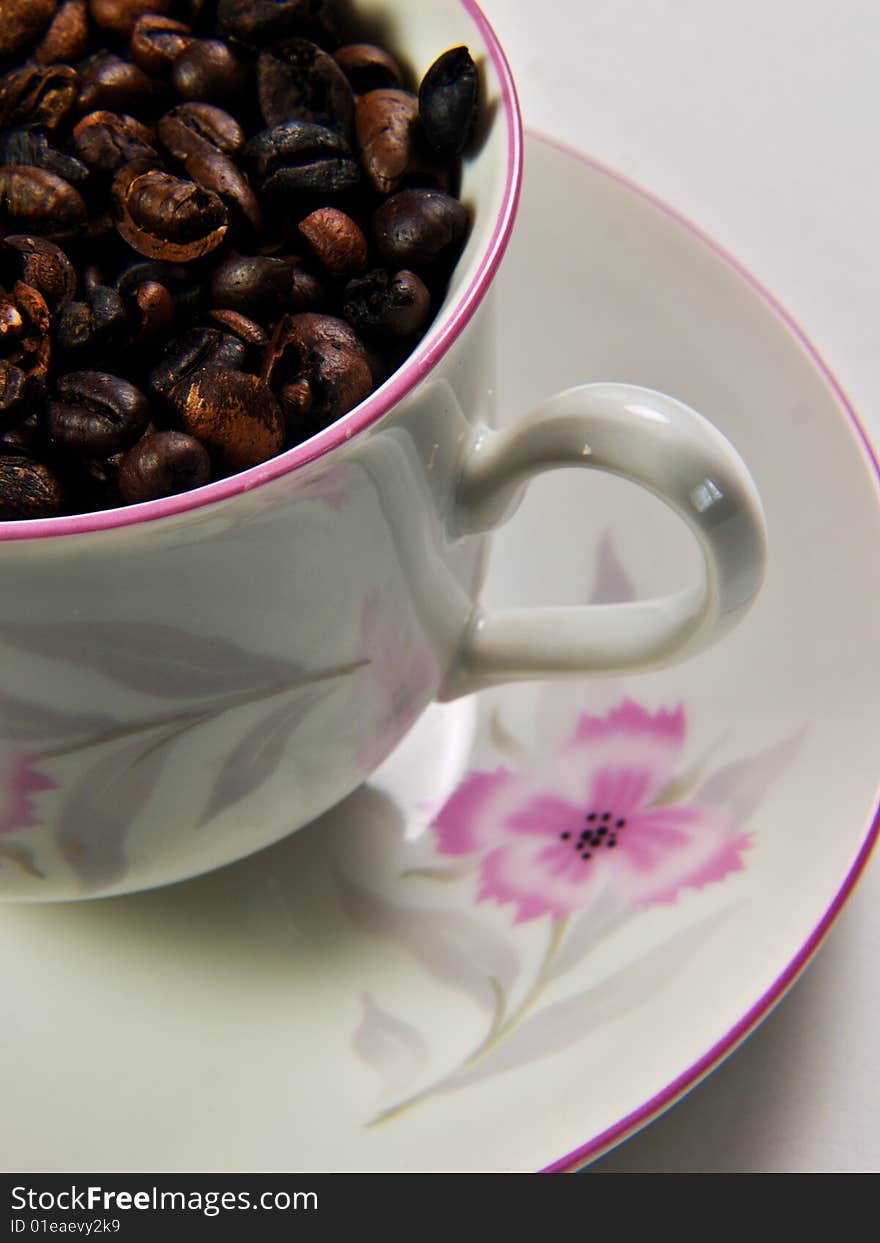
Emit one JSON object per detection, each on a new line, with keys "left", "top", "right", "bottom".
{"left": 0, "top": 0, "right": 766, "bottom": 901}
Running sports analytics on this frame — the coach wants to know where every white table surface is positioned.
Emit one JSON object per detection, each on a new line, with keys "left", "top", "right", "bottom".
{"left": 478, "top": 0, "right": 880, "bottom": 1174}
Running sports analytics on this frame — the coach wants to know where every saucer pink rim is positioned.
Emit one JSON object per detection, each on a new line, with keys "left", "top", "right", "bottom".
{"left": 0, "top": 0, "right": 523, "bottom": 544}
{"left": 532, "top": 130, "right": 880, "bottom": 1174}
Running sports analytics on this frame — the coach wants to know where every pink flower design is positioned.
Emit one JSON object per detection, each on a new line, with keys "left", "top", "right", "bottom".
{"left": 0, "top": 742, "right": 55, "bottom": 836}
{"left": 357, "top": 591, "right": 438, "bottom": 769}
{"left": 433, "top": 700, "right": 750, "bottom": 923}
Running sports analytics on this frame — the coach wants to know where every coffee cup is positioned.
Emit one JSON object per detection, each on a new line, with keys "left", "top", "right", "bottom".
{"left": 0, "top": 0, "right": 766, "bottom": 901}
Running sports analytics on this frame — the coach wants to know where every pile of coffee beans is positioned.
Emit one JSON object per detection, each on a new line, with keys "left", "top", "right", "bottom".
{"left": 0, "top": 0, "right": 479, "bottom": 519}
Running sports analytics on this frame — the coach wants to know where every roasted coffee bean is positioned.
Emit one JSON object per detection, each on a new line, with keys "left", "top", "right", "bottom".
{"left": 130, "top": 14, "right": 195, "bottom": 76}
{"left": 0, "top": 66, "right": 78, "bottom": 132}
{"left": 333, "top": 44, "right": 403, "bottom": 94}
{"left": 116, "top": 257, "right": 206, "bottom": 318}
{"left": 72, "top": 111, "right": 159, "bottom": 174}
{"left": 262, "top": 311, "right": 372, "bottom": 429}
{"left": 126, "top": 280, "right": 175, "bottom": 344}
{"left": 55, "top": 285, "right": 126, "bottom": 354}
{"left": 118, "top": 429, "right": 210, "bottom": 502}
{"left": 257, "top": 39, "right": 353, "bottom": 134}
{"left": 89, "top": 0, "right": 172, "bottom": 36}
{"left": 418, "top": 46, "right": 478, "bottom": 158}
{"left": 210, "top": 252, "right": 320, "bottom": 316}
{"left": 171, "top": 40, "right": 247, "bottom": 105}
{"left": 0, "top": 0, "right": 59, "bottom": 60}
{"left": 76, "top": 52, "right": 168, "bottom": 116}
{"left": 0, "top": 236, "right": 76, "bottom": 313}
{"left": 0, "top": 456, "right": 64, "bottom": 520}
{"left": 158, "top": 113, "right": 262, "bottom": 231}
{"left": 159, "top": 102, "right": 244, "bottom": 157}
{"left": 373, "top": 187, "right": 468, "bottom": 268}
{"left": 342, "top": 268, "right": 430, "bottom": 338}
{"left": 149, "top": 326, "right": 246, "bottom": 399}
{"left": 0, "top": 364, "right": 30, "bottom": 430}
{"left": 113, "top": 163, "right": 229, "bottom": 261}
{"left": 217, "top": 0, "right": 337, "bottom": 48}
{"left": 356, "top": 89, "right": 420, "bottom": 195}
{"left": 206, "top": 309, "right": 268, "bottom": 346}
{"left": 245, "top": 120, "right": 360, "bottom": 198}
{"left": 169, "top": 368, "right": 284, "bottom": 471}
{"left": 44, "top": 370, "right": 150, "bottom": 455}
{"left": 298, "top": 207, "right": 367, "bottom": 276}
{"left": 0, "top": 412, "right": 41, "bottom": 456}
{"left": 0, "top": 130, "right": 90, "bottom": 188}
{"left": 0, "top": 283, "right": 52, "bottom": 396}
{"left": 35, "top": 0, "right": 90, "bottom": 65}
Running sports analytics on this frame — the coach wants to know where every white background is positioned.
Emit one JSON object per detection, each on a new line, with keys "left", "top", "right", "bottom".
{"left": 478, "top": 0, "right": 880, "bottom": 1173}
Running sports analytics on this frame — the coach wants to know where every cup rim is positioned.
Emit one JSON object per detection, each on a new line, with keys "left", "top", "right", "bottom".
{"left": 0, "top": 0, "right": 523, "bottom": 544}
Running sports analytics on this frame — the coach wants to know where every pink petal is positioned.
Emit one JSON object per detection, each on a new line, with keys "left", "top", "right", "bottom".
{"left": 433, "top": 768, "right": 516, "bottom": 856}
{"left": 477, "top": 838, "right": 613, "bottom": 924}
{"left": 565, "top": 700, "right": 687, "bottom": 815}
{"left": 615, "top": 802, "right": 750, "bottom": 906}
{"left": 507, "top": 794, "right": 584, "bottom": 839}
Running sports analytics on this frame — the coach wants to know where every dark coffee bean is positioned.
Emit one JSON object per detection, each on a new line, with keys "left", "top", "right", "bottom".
{"left": 262, "top": 312, "right": 372, "bottom": 429}
{"left": 116, "top": 257, "right": 206, "bottom": 318}
{"left": 158, "top": 114, "right": 262, "bottom": 231}
{"left": 169, "top": 369, "right": 284, "bottom": 471}
{"left": 206, "top": 309, "right": 268, "bottom": 346}
{"left": 342, "top": 268, "right": 430, "bottom": 338}
{"left": 73, "top": 111, "right": 158, "bottom": 174}
{"left": 126, "top": 280, "right": 175, "bottom": 345}
{"left": 210, "top": 252, "right": 313, "bottom": 316}
{"left": 0, "top": 131, "right": 90, "bottom": 188}
{"left": 0, "top": 364, "right": 34, "bottom": 432}
{"left": 171, "top": 40, "right": 247, "bottom": 106}
{"left": 76, "top": 52, "right": 168, "bottom": 116}
{"left": 356, "top": 89, "right": 420, "bottom": 194}
{"left": 0, "top": 412, "right": 42, "bottom": 456}
{"left": 298, "top": 207, "right": 367, "bottom": 276}
{"left": 130, "top": 14, "right": 195, "bottom": 76}
{"left": 418, "top": 46, "right": 478, "bottom": 158}
{"left": 149, "top": 326, "right": 246, "bottom": 399}
{"left": 0, "top": 0, "right": 59, "bottom": 60}
{"left": 35, "top": 0, "right": 90, "bottom": 65}
{"left": 55, "top": 286, "right": 125, "bottom": 355}
{"left": 89, "top": 0, "right": 172, "bottom": 36}
{"left": 217, "top": 0, "right": 337, "bottom": 48}
{"left": 0, "top": 456, "right": 64, "bottom": 520}
{"left": 2, "top": 237, "right": 76, "bottom": 314}
{"left": 245, "top": 120, "right": 360, "bottom": 198}
{"left": 373, "top": 188, "right": 469, "bottom": 268}
{"left": 45, "top": 370, "right": 150, "bottom": 456}
{"left": 333, "top": 44, "right": 403, "bottom": 94}
{"left": 0, "top": 65, "right": 78, "bottom": 132}
{"left": 0, "top": 282, "right": 52, "bottom": 392}
{"left": 118, "top": 429, "right": 210, "bottom": 502}
{"left": 113, "top": 163, "right": 229, "bottom": 262}
{"left": 159, "top": 102, "right": 245, "bottom": 156}
{"left": 257, "top": 39, "right": 353, "bottom": 135}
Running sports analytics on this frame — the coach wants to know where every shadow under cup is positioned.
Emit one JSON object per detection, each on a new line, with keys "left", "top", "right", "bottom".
{"left": 0, "top": 0, "right": 523, "bottom": 901}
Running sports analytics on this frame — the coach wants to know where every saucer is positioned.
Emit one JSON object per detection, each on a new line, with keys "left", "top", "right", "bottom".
{"left": 1, "top": 133, "right": 878, "bottom": 1174}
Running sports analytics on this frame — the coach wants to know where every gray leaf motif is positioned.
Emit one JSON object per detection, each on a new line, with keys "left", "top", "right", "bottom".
{"left": 199, "top": 683, "right": 338, "bottom": 827}
{"left": 436, "top": 906, "right": 736, "bottom": 1096}
{"left": 0, "top": 691, "right": 116, "bottom": 745}
{"left": 0, "top": 842, "right": 45, "bottom": 880}
{"left": 0, "top": 622, "right": 298, "bottom": 700}
{"left": 353, "top": 993, "right": 430, "bottom": 1100}
{"left": 57, "top": 721, "right": 188, "bottom": 891}
{"left": 697, "top": 730, "right": 805, "bottom": 824}
{"left": 335, "top": 869, "right": 520, "bottom": 1016}
{"left": 548, "top": 888, "right": 635, "bottom": 982}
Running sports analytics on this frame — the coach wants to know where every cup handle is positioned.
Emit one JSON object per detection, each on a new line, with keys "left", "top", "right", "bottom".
{"left": 441, "top": 382, "right": 767, "bottom": 699}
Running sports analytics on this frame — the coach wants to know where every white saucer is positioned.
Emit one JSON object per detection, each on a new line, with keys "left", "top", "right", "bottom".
{"left": 1, "top": 133, "right": 878, "bottom": 1174}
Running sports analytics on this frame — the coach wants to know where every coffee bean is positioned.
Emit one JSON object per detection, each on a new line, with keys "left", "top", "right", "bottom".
{"left": 216, "top": 0, "right": 337, "bottom": 48}
{"left": 0, "top": 130, "right": 90, "bottom": 188}
{"left": 35, "top": 0, "right": 90, "bottom": 65}
{"left": 159, "top": 102, "right": 245, "bottom": 157}
{"left": 158, "top": 113, "right": 262, "bottom": 232}
{"left": 149, "top": 326, "right": 246, "bottom": 399}
{"left": 373, "top": 187, "right": 469, "bottom": 268}
{"left": 0, "top": 456, "right": 64, "bottom": 520}
{"left": 0, "top": 65, "right": 78, "bottom": 132}
{"left": 126, "top": 280, "right": 175, "bottom": 345}
{"left": 333, "top": 44, "right": 403, "bottom": 94}
{"left": 0, "top": 0, "right": 59, "bottom": 60}
{"left": 171, "top": 40, "right": 246, "bottom": 106}
{"left": 262, "top": 312, "right": 372, "bottom": 430}
{"left": 342, "top": 268, "right": 430, "bottom": 338}
{"left": 113, "top": 163, "right": 229, "bottom": 262}
{"left": 116, "top": 258, "right": 207, "bottom": 318}
{"left": 0, "top": 412, "right": 41, "bottom": 456}
{"left": 206, "top": 309, "right": 268, "bottom": 347}
{"left": 130, "top": 14, "right": 195, "bottom": 77}
{"left": 245, "top": 120, "right": 360, "bottom": 198}
{"left": 45, "top": 370, "right": 150, "bottom": 456}
{"left": 0, "top": 236, "right": 76, "bottom": 313}
{"left": 89, "top": 0, "right": 172, "bottom": 36}
{"left": 418, "top": 46, "right": 478, "bottom": 158}
{"left": 0, "top": 283, "right": 52, "bottom": 397}
{"left": 72, "top": 111, "right": 158, "bottom": 174}
{"left": 298, "top": 207, "right": 367, "bottom": 276}
{"left": 356, "top": 89, "right": 420, "bottom": 194}
{"left": 210, "top": 253, "right": 296, "bottom": 317}
{"left": 169, "top": 369, "right": 284, "bottom": 472}
{"left": 257, "top": 39, "right": 354, "bottom": 135}
{"left": 76, "top": 52, "right": 168, "bottom": 116}
{"left": 118, "top": 430, "right": 210, "bottom": 502}
{"left": 55, "top": 285, "right": 126, "bottom": 355}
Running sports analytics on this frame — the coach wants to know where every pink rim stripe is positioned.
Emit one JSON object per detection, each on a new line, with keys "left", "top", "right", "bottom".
{"left": 0, "top": 0, "right": 523, "bottom": 543}
{"left": 535, "top": 130, "right": 880, "bottom": 1174}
